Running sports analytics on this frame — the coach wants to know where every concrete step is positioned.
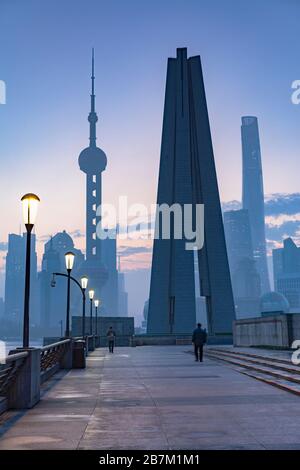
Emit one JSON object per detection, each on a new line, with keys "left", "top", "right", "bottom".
{"left": 234, "top": 367, "right": 300, "bottom": 397}
{"left": 206, "top": 348, "right": 300, "bottom": 375}
{"left": 208, "top": 347, "right": 292, "bottom": 365}
{"left": 205, "top": 350, "right": 300, "bottom": 387}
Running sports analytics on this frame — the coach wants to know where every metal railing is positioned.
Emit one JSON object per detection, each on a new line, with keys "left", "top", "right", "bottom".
{"left": 40, "top": 339, "right": 71, "bottom": 382}
{"left": 0, "top": 335, "right": 101, "bottom": 415}
{"left": 0, "top": 351, "right": 28, "bottom": 396}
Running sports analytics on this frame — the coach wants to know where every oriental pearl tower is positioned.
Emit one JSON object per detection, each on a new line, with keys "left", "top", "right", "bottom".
{"left": 78, "top": 49, "right": 108, "bottom": 299}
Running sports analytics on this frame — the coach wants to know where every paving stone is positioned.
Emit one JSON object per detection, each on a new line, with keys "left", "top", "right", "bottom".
{"left": 0, "top": 346, "right": 300, "bottom": 449}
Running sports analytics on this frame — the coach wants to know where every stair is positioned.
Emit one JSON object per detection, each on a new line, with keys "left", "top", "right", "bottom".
{"left": 205, "top": 347, "right": 300, "bottom": 396}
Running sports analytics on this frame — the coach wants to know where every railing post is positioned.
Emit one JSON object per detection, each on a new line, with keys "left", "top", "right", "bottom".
{"left": 90, "top": 336, "right": 95, "bottom": 351}
{"left": 72, "top": 340, "right": 86, "bottom": 369}
{"left": 84, "top": 336, "right": 88, "bottom": 356}
{"left": 95, "top": 335, "right": 100, "bottom": 348}
{"left": 7, "top": 348, "right": 41, "bottom": 409}
{"left": 59, "top": 340, "right": 73, "bottom": 369}
{"left": 86, "top": 335, "right": 95, "bottom": 352}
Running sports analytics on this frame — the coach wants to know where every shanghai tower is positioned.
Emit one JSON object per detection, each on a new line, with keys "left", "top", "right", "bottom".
{"left": 241, "top": 116, "right": 270, "bottom": 294}
{"left": 147, "top": 48, "right": 235, "bottom": 339}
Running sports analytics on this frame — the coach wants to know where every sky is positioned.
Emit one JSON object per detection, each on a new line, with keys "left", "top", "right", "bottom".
{"left": 0, "top": 0, "right": 300, "bottom": 323}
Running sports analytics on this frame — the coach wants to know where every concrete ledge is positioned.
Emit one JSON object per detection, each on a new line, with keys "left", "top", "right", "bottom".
{"left": 132, "top": 334, "right": 232, "bottom": 347}
{"left": 132, "top": 335, "right": 192, "bottom": 346}
{"left": 7, "top": 348, "right": 41, "bottom": 409}
{"left": 233, "top": 315, "right": 296, "bottom": 347}
{"left": 207, "top": 335, "right": 233, "bottom": 345}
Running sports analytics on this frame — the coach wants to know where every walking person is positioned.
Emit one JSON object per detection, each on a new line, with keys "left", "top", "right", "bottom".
{"left": 107, "top": 326, "right": 116, "bottom": 353}
{"left": 192, "top": 323, "right": 207, "bottom": 362}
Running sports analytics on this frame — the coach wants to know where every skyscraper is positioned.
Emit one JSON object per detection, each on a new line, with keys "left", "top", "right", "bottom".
{"left": 147, "top": 48, "right": 235, "bottom": 338}
{"left": 273, "top": 237, "right": 300, "bottom": 311}
{"left": 241, "top": 116, "right": 270, "bottom": 294}
{"left": 39, "top": 237, "right": 62, "bottom": 331}
{"left": 224, "top": 210, "right": 253, "bottom": 270}
{"left": 100, "top": 236, "right": 119, "bottom": 315}
{"left": 78, "top": 50, "right": 108, "bottom": 301}
{"left": 39, "top": 232, "right": 84, "bottom": 331}
{"left": 5, "top": 234, "right": 25, "bottom": 325}
{"left": 117, "top": 255, "right": 128, "bottom": 317}
{"left": 224, "top": 209, "right": 261, "bottom": 318}
{"left": 5, "top": 233, "right": 38, "bottom": 328}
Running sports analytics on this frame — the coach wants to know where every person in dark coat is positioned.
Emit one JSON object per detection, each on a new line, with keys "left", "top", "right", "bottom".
{"left": 106, "top": 326, "right": 116, "bottom": 353}
{"left": 192, "top": 323, "right": 207, "bottom": 362}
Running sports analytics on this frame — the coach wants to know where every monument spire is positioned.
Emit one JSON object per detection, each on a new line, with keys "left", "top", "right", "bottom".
{"left": 79, "top": 49, "right": 107, "bottom": 263}
{"left": 147, "top": 48, "right": 235, "bottom": 338}
{"left": 88, "top": 47, "right": 98, "bottom": 147}
{"left": 91, "top": 48, "right": 95, "bottom": 108}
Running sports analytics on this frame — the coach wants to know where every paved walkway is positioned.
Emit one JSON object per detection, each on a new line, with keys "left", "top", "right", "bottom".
{"left": 1, "top": 346, "right": 300, "bottom": 449}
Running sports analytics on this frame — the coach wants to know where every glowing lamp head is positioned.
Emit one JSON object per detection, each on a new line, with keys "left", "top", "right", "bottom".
{"left": 89, "top": 289, "right": 95, "bottom": 300}
{"left": 94, "top": 299, "right": 99, "bottom": 308}
{"left": 21, "top": 193, "right": 40, "bottom": 227}
{"left": 81, "top": 276, "right": 88, "bottom": 290}
{"left": 65, "top": 252, "right": 75, "bottom": 271}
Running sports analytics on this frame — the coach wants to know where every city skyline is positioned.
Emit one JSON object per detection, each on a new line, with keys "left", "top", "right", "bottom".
{"left": 0, "top": 0, "right": 300, "bottom": 321}
{"left": 2, "top": 1, "right": 300, "bottom": 456}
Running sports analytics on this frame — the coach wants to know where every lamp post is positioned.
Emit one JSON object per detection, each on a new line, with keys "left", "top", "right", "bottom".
{"left": 59, "top": 320, "right": 63, "bottom": 338}
{"left": 21, "top": 193, "right": 40, "bottom": 348}
{"left": 52, "top": 272, "right": 87, "bottom": 338}
{"left": 88, "top": 289, "right": 94, "bottom": 335}
{"left": 81, "top": 276, "right": 88, "bottom": 338}
{"left": 65, "top": 251, "right": 75, "bottom": 338}
{"left": 94, "top": 299, "right": 100, "bottom": 335}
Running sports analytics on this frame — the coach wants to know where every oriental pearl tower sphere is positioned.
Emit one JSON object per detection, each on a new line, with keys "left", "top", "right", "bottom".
{"left": 78, "top": 49, "right": 108, "bottom": 300}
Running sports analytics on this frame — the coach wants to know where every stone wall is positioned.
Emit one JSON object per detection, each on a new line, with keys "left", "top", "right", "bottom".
{"left": 233, "top": 314, "right": 300, "bottom": 347}
{"left": 72, "top": 316, "right": 134, "bottom": 347}
{"left": 132, "top": 335, "right": 192, "bottom": 346}
{"left": 292, "top": 315, "right": 300, "bottom": 343}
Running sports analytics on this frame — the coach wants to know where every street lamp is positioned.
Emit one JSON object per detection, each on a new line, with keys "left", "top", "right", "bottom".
{"left": 88, "top": 289, "right": 94, "bottom": 335}
{"left": 65, "top": 251, "right": 75, "bottom": 271}
{"left": 81, "top": 276, "right": 88, "bottom": 290}
{"left": 52, "top": 272, "right": 87, "bottom": 339}
{"left": 64, "top": 251, "right": 75, "bottom": 337}
{"left": 59, "top": 319, "right": 63, "bottom": 338}
{"left": 21, "top": 193, "right": 40, "bottom": 348}
{"left": 81, "top": 276, "right": 88, "bottom": 338}
{"left": 94, "top": 299, "right": 100, "bottom": 335}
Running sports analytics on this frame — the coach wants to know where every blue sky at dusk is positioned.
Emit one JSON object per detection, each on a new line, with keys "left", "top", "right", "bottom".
{"left": 0, "top": 0, "right": 300, "bottom": 320}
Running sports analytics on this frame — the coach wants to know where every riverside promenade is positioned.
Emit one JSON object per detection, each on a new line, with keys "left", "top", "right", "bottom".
{"left": 0, "top": 345, "right": 300, "bottom": 450}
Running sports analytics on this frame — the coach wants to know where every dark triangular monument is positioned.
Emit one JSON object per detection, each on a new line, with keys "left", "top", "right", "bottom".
{"left": 147, "top": 48, "right": 235, "bottom": 341}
